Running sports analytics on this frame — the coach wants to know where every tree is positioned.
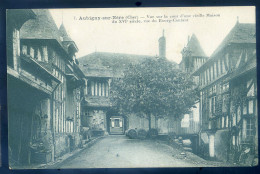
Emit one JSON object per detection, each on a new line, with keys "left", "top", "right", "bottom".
{"left": 110, "top": 57, "right": 198, "bottom": 130}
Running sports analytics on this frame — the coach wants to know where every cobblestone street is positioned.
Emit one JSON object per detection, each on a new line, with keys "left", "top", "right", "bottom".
{"left": 52, "top": 135, "right": 230, "bottom": 168}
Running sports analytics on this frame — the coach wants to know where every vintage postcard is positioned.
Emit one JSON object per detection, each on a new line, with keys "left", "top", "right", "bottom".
{"left": 7, "top": 6, "right": 257, "bottom": 169}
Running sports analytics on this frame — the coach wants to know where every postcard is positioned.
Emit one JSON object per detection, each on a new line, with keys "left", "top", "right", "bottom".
{"left": 7, "top": 6, "right": 257, "bottom": 169}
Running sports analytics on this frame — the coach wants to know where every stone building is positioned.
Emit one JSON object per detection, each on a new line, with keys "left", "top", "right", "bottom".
{"left": 227, "top": 50, "right": 257, "bottom": 164}
{"left": 78, "top": 31, "right": 178, "bottom": 135}
{"left": 192, "top": 21, "right": 256, "bottom": 162}
{"left": 78, "top": 52, "right": 154, "bottom": 135}
{"left": 172, "top": 34, "right": 208, "bottom": 153}
{"left": 7, "top": 9, "right": 84, "bottom": 167}
{"left": 180, "top": 34, "right": 208, "bottom": 74}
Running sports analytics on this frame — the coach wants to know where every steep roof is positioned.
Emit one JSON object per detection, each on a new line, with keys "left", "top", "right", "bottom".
{"left": 192, "top": 22, "right": 256, "bottom": 75}
{"left": 59, "top": 23, "right": 73, "bottom": 42}
{"left": 7, "top": 9, "right": 36, "bottom": 29}
{"left": 210, "top": 22, "right": 256, "bottom": 58}
{"left": 20, "top": 9, "right": 62, "bottom": 44}
{"left": 78, "top": 52, "right": 156, "bottom": 78}
{"left": 183, "top": 34, "right": 207, "bottom": 57}
{"left": 59, "top": 23, "right": 78, "bottom": 52}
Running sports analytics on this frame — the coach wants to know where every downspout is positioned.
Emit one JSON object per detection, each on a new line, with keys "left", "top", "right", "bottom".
{"left": 51, "top": 82, "right": 61, "bottom": 162}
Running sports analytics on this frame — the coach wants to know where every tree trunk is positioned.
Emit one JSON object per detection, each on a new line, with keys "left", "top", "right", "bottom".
{"left": 148, "top": 112, "right": 151, "bottom": 130}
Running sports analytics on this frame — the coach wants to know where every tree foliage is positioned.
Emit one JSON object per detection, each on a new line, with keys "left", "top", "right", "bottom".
{"left": 110, "top": 57, "right": 198, "bottom": 122}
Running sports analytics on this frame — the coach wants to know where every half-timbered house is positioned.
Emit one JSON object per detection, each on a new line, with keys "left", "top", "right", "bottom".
{"left": 192, "top": 21, "right": 256, "bottom": 162}
{"left": 78, "top": 52, "right": 155, "bottom": 135}
{"left": 174, "top": 34, "right": 208, "bottom": 153}
{"left": 7, "top": 9, "right": 85, "bottom": 167}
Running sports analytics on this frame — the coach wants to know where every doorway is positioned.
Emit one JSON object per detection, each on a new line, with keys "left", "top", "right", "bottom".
{"left": 109, "top": 116, "right": 124, "bottom": 135}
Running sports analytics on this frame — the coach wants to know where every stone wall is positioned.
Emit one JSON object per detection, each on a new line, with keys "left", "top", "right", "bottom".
{"left": 157, "top": 118, "right": 170, "bottom": 134}
{"left": 83, "top": 109, "right": 106, "bottom": 131}
{"left": 54, "top": 133, "right": 69, "bottom": 158}
{"left": 128, "top": 114, "right": 149, "bottom": 130}
{"left": 214, "top": 129, "right": 229, "bottom": 161}
{"left": 54, "top": 133, "right": 82, "bottom": 159}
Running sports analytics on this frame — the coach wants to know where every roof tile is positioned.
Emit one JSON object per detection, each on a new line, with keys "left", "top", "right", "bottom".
{"left": 183, "top": 34, "right": 207, "bottom": 57}
{"left": 20, "top": 9, "right": 62, "bottom": 43}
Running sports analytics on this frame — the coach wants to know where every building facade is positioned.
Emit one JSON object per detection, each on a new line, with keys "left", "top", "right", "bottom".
{"left": 193, "top": 21, "right": 256, "bottom": 163}
{"left": 172, "top": 34, "right": 208, "bottom": 153}
{"left": 80, "top": 62, "right": 114, "bottom": 135}
{"left": 78, "top": 32, "right": 180, "bottom": 135}
{"left": 228, "top": 51, "right": 257, "bottom": 164}
{"left": 7, "top": 9, "right": 84, "bottom": 167}
{"left": 180, "top": 34, "right": 208, "bottom": 74}
{"left": 78, "top": 52, "right": 155, "bottom": 135}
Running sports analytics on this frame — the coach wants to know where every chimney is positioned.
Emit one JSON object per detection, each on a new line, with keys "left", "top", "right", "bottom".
{"left": 158, "top": 29, "right": 166, "bottom": 58}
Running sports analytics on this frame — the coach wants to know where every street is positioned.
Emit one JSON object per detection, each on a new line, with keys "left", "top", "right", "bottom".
{"left": 53, "top": 135, "right": 222, "bottom": 168}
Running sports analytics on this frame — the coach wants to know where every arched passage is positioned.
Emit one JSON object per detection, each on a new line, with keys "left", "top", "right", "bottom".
{"left": 106, "top": 109, "right": 127, "bottom": 135}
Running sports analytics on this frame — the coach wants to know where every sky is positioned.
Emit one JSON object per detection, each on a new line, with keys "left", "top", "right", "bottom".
{"left": 50, "top": 6, "right": 255, "bottom": 64}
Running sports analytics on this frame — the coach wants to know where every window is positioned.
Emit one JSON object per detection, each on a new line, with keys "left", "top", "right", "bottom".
{"left": 209, "top": 98, "right": 212, "bottom": 116}
{"left": 246, "top": 119, "right": 254, "bottom": 138}
{"left": 37, "top": 48, "right": 42, "bottom": 61}
{"left": 95, "top": 82, "right": 98, "bottom": 96}
{"left": 222, "top": 59, "right": 225, "bottom": 73}
{"left": 214, "top": 62, "right": 217, "bottom": 78}
{"left": 247, "top": 81, "right": 255, "bottom": 97}
{"left": 242, "top": 118, "right": 254, "bottom": 141}
{"left": 98, "top": 83, "right": 102, "bottom": 96}
{"left": 204, "top": 71, "right": 206, "bottom": 85}
{"left": 207, "top": 68, "right": 210, "bottom": 82}
{"left": 55, "top": 70, "right": 58, "bottom": 78}
{"left": 70, "top": 121, "right": 74, "bottom": 132}
{"left": 22, "top": 45, "right": 27, "bottom": 55}
{"left": 226, "top": 115, "right": 229, "bottom": 128}
{"left": 209, "top": 96, "right": 216, "bottom": 116}
{"left": 237, "top": 106, "right": 241, "bottom": 123}
{"left": 222, "top": 83, "right": 229, "bottom": 92}
{"left": 30, "top": 47, "right": 34, "bottom": 58}
{"left": 225, "top": 53, "right": 229, "bottom": 68}
{"left": 212, "top": 85, "right": 216, "bottom": 94}
{"left": 114, "top": 119, "right": 120, "bottom": 127}
{"left": 218, "top": 59, "right": 221, "bottom": 75}
{"left": 248, "top": 100, "right": 254, "bottom": 114}
{"left": 105, "top": 83, "right": 109, "bottom": 96}
{"left": 232, "top": 112, "right": 236, "bottom": 126}
{"left": 232, "top": 136, "right": 236, "bottom": 145}
{"left": 222, "top": 95, "right": 228, "bottom": 112}
{"left": 211, "top": 66, "right": 214, "bottom": 81}
{"left": 217, "top": 117, "right": 221, "bottom": 128}
{"left": 243, "top": 103, "right": 247, "bottom": 115}
{"left": 199, "top": 74, "right": 202, "bottom": 85}
{"left": 213, "top": 96, "right": 216, "bottom": 114}
{"left": 88, "top": 81, "right": 108, "bottom": 96}
{"left": 91, "top": 81, "right": 94, "bottom": 95}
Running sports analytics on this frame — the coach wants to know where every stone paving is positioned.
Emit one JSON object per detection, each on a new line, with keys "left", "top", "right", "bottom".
{"left": 49, "top": 135, "right": 232, "bottom": 168}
